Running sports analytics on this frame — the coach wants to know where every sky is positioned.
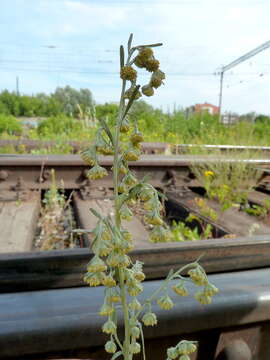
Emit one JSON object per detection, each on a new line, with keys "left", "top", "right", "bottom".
{"left": 0, "top": 0, "right": 270, "bottom": 114}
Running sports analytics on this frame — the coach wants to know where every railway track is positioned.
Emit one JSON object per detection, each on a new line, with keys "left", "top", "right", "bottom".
{"left": 1, "top": 154, "right": 270, "bottom": 359}
{"left": 0, "top": 153, "right": 269, "bottom": 289}
{"left": 1, "top": 138, "right": 270, "bottom": 155}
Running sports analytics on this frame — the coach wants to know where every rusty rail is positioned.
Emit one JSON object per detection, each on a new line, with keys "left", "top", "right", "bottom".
{"left": 0, "top": 154, "right": 270, "bottom": 191}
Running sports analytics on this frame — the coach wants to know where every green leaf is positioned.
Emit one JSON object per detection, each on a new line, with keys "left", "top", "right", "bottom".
{"left": 122, "top": 85, "right": 140, "bottom": 119}
{"left": 136, "top": 42, "right": 163, "bottom": 48}
{"left": 98, "top": 117, "right": 114, "bottom": 145}
{"left": 90, "top": 208, "right": 103, "bottom": 220}
{"left": 111, "top": 351, "right": 123, "bottom": 360}
{"left": 128, "top": 33, "right": 133, "bottom": 52}
{"left": 120, "top": 45, "right": 124, "bottom": 68}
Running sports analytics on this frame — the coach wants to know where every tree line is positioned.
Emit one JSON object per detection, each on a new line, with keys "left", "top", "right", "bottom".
{"left": 0, "top": 86, "right": 95, "bottom": 117}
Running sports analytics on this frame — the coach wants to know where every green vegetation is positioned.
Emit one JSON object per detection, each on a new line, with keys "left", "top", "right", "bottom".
{"left": 191, "top": 150, "right": 263, "bottom": 211}
{"left": 0, "top": 87, "right": 270, "bottom": 152}
{"left": 0, "top": 86, "right": 94, "bottom": 117}
{"left": 0, "top": 114, "right": 23, "bottom": 135}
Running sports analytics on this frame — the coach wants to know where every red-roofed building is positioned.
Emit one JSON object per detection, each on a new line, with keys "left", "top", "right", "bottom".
{"left": 194, "top": 102, "right": 220, "bottom": 115}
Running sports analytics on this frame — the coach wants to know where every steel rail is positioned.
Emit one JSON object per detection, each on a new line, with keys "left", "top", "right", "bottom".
{"left": 1, "top": 154, "right": 270, "bottom": 166}
{"left": 0, "top": 268, "right": 270, "bottom": 358}
{"left": 1, "top": 235, "right": 270, "bottom": 293}
{"left": 1, "top": 139, "right": 270, "bottom": 153}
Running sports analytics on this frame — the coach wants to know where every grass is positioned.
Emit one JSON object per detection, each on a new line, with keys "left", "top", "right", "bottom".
{"left": 0, "top": 109, "right": 270, "bottom": 154}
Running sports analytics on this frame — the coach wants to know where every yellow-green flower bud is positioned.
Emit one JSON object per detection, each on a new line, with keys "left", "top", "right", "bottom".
{"left": 172, "top": 282, "right": 189, "bottom": 296}
{"left": 107, "top": 252, "right": 131, "bottom": 268}
{"left": 119, "top": 239, "right": 134, "bottom": 254}
{"left": 124, "top": 87, "right": 142, "bottom": 100}
{"left": 108, "top": 295, "right": 121, "bottom": 303}
{"left": 142, "top": 312, "right": 157, "bottom": 326}
{"left": 101, "top": 229, "right": 111, "bottom": 241}
{"left": 145, "top": 58, "right": 160, "bottom": 72}
{"left": 131, "top": 326, "right": 140, "bottom": 338}
{"left": 134, "top": 271, "right": 145, "bottom": 282}
{"left": 150, "top": 78, "right": 162, "bottom": 89}
{"left": 81, "top": 148, "right": 96, "bottom": 166}
{"left": 105, "top": 340, "right": 117, "bottom": 353}
{"left": 144, "top": 213, "right": 163, "bottom": 226}
{"left": 157, "top": 295, "right": 174, "bottom": 310}
{"left": 203, "top": 283, "right": 219, "bottom": 296}
{"left": 142, "top": 84, "right": 154, "bottom": 97}
{"left": 120, "top": 204, "right": 133, "bottom": 221}
{"left": 99, "top": 303, "right": 115, "bottom": 316}
{"left": 122, "top": 172, "right": 137, "bottom": 187}
{"left": 102, "top": 275, "right": 116, "bottom": 288}
{"left": 128, "top": 282, "right": 143, "bottom": 296}
{"left": 153, "top": 69, "right": 165, "bottom": 80}
{"left": 120, "top": 118, "right": 130, "bottom": 133}
{"left": 97, "top": 146, "right": 114, "bottom": 155}
{"left": 102, "top": 320, "right": 117, "bottom": 334}
{"left": 120, "top": 66, "right": 137, "bottom": 81}
{"left": 87, "top": 164, "right": 108, "bottom": 180}
{"left": 87, "top": 255, "right": 107, "bottom": 273}
{"left": 119, "top": 163, "right": 128, "bottom": 175}
{"left": 127, "top": 198, "right": 137, "bottom": 206}
{"left": 130, "top": 342, "right": 141, "bottom": 354}
{"left": 134, "top": 55, "right": 145, "bottom": 68}
{"left": 167, "top": 347, "right": 178, "bottom": 359}
{"left": 121, "top": 228, "right": 133, "bottom": 241}
{"left": 83, "top": 272, "right": 104, "bottom": 287}
{"left": 149, "top": 226, "right": 172, "bottom": 242}
{"left": 194, "top": 291, "right": 212, "bottom": 305}
{"left": 131, "top": 130, "right": 144, "bottom": 144}
{"left": 92, "top": 241, "right": 111, "bottom": 257}
{"left": 123, "top": 148, "right": 140, "bottom": 161}
{"left": 138, "top": 47, "right": 154, "bottom": 60}
{"left": 118, "top": 183, "right": 127, "bottom": 194}
{"left": 129, "top": 298, "right": 142, "bottom": 311}
{"left": 143, "top": 199, "right": 155, "bottom": 211}
{"left": 177, "top": 341, "right": 197, "bottom": 355}
{"left": 139, "top": 187, "right": 155, "bottom": 201}
{"left": 188, "top": 268, "right": 208, "bottom": 286}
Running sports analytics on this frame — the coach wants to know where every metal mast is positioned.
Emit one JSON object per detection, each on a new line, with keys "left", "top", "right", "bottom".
{"left": 218, "top": 39, "right": 270, "bottom": 122}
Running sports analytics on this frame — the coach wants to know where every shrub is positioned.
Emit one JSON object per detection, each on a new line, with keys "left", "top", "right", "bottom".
{"left": 0, "top": 114, "right": 23, "bottom": 135}
{"left": 37, "top": 114, "right": 84, "bottom": 137}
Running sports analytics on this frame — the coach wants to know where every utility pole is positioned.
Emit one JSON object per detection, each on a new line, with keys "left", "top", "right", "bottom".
{"left": 218, "top": 39, "right": 270, "bottom": 123}
{"left": 16, "top": 76, "right": 19, "bottom": 95}
{"left": 218, "top": 71, "right": 224, "bottom": 123}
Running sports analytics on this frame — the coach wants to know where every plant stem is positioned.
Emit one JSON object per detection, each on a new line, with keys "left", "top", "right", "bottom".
{"left": 113, "top": 77, "right": 130, "bottom": 359}
{"left": 136, "top": 262, "right": 199, "bottom": 318}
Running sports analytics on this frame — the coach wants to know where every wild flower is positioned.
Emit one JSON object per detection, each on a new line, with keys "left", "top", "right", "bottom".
{"left": 81, "top": 34, "right": 218, "bottom": 360}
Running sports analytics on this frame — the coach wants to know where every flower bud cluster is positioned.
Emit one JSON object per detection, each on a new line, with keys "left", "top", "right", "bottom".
{"left": 188, "top": 265, "right": 219, "bottom": 305}
{"left": 82, "top": 132, "right": 113, "bottom": 181}
{"left": 166, "top": 340, "right": 197, "bottom": 360}
{"left": 121, "top": 46, "right": 165, "bottom": 101}
{"left": 134, "top": 47, "right": 165, "bottom": 97}
{"left": 125, "top": 261, "right": 145, "bottom": 297}
{"left": 142, "top": 311, "right": 158, "bottom": 326}
{"left": 157, "top": 295, "right": 174, "bottom": 310}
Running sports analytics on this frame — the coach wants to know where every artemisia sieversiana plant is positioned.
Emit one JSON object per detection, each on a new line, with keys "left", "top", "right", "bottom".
{"left": 81, "top": 34, "right": 218, "bottom": 360}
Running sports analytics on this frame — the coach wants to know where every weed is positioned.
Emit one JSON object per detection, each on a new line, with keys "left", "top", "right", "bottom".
{"left": 81, "top": 34, "right": 218, "bottom": 360}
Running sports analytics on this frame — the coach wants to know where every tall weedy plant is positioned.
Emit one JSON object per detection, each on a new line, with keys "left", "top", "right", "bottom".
{"left": 81, "top": 34, "right": 218, "bottom": 360}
